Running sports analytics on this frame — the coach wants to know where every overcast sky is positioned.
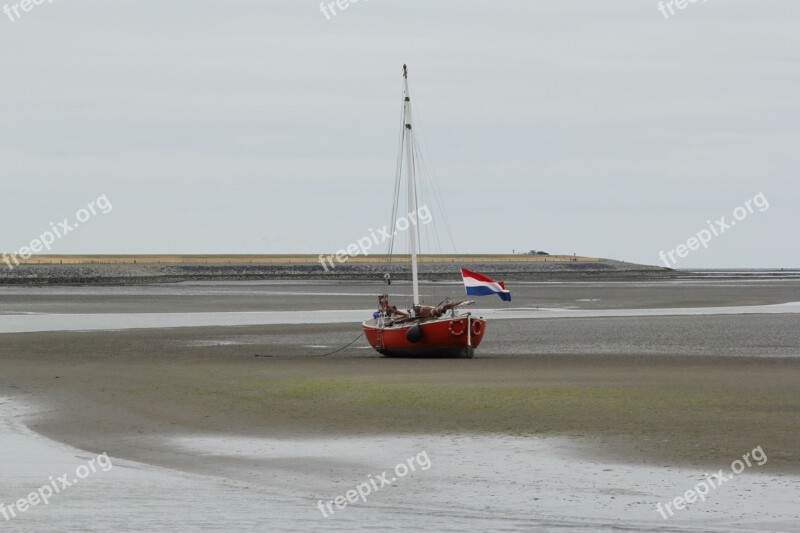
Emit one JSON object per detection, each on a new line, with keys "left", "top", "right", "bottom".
{"left": 1, "top": 1, "right": 797, "bottom": 268}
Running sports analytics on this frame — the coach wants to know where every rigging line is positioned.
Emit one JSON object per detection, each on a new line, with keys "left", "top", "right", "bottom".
{"left": 410, "top": 134, "right": 430, "bottom": 294}
{"left": 414, "top": 139, "right": 431, "bottom": 253}
{"left": 401, "top": 97, "right": 420, "bottom": 308}
{"left": 412, "top": 135, "right": 444, "bottom": 254}
{"left": 430, "top": 177, "right": 458, "bottom": 253}
{"left": 415, "top": 138, "right": 443, "bottom": 253}
{"left": 409, "top": 156, "right": 451, "bottom": 255}
{"left": 417, "top": 147, "right": 457, "bottom": 253}
{"left": 403, "top": 82, "right": 449, "bottom": 257}
{"left": 387, "top": 96, "right": 403, "bottom": 260}
{"left": 387, "top": 134, "right": 403, "bottom": 261}
{"left": 387, "top": 85, "right": 406, "bottom": 264}
{"left": 410, "top": 135, "right": 427, "bottom": 300}
{"left": 408, "top": 101, "right": 458, "bottom": 254}
{"left": 390, "top": 80, "right": 408, "bottom": 256}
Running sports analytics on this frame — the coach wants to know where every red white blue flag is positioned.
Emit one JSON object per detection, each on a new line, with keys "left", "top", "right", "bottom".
{"left": 460, "top": 268, "right": 511, "bottom": 302}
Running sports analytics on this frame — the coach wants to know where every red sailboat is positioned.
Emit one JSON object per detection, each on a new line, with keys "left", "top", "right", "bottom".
{"left": 362, "top": 294, "right": 487, "bottom": 358}
{"left": 362, "top": 65, "right": 487, "bottom": 359}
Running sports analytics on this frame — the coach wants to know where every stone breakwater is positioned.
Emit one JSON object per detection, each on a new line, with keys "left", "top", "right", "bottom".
{"left": 0, "top": 260, "right": 672, "bottom": 285}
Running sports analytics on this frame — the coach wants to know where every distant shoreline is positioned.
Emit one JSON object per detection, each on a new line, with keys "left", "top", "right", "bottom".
{"left": 4, "top": 253, "right": 597, "bottom": 265}
{"left": 0, "top": 255, "right": 679, "bottom": 285}
{"left": 2, "top": 256, "right": 797, "bottom": 286}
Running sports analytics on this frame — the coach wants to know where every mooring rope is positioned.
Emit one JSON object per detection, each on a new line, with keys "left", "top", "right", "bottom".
{"left": 311, "top": 332, "right": 365, "bottom": 357}
{"left": 254, "top": 332, "right": 365, "bottom": 358}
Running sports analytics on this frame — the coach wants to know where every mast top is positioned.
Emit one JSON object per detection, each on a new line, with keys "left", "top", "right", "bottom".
{"left": 403, "top": 64, "right": 407, "bottom": 78}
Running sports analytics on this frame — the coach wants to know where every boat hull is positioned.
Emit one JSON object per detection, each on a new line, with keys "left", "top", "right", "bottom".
{"left": 362, "top": 316, "right": 486, "bottom": 358}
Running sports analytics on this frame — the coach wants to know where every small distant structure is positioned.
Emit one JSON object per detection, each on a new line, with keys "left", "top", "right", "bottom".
{"left": 527, "top": 250, "right": 549, "bottom": 256}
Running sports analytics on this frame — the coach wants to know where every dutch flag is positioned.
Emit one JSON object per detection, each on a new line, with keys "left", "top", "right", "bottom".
{"left": 460, "top": 268, "right": 511, "bottom": 302}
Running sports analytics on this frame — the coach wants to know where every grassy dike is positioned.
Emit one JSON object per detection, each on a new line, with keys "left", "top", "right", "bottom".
{"left": 2, "top": 254, "right": 599, "bottom": 265}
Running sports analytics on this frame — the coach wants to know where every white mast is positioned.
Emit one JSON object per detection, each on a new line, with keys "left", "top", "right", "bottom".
{"left": 403, "top": 64, "right": 420, "bottom": 307}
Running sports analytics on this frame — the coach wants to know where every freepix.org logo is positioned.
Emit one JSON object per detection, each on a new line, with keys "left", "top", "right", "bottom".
{"left": 1, "top": 452, "right": 113, "bottom": 522}
{"left": 658, "top": 193, "right": 768, "bottom": 268}
{"left": 3, "top": 0, "right": 55, "bottom": 23}
{"left": 319, "top": 0, "right": 368, "bottom": 21}
{"left": 657, "top": 0, "right": 710, "bottom": 20}
{"left": 3, "top": 194, "right": 113, "bottom": 271}
{"left": 319, "top": 204, "right": 432, "bottom": 271}
{"left": 656, "top": 446, "right": 767, "bottom": 519}
{"left": 317, "top": 450, "right": 431, "bottom": 518}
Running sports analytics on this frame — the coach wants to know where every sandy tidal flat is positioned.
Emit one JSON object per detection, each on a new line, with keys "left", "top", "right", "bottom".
{"left": 1, "top": 279, "right": 799, "bottom": 531}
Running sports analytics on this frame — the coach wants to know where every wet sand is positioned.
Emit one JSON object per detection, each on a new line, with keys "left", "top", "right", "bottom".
{"left": 1, "top": 323, "right": 798, "bottom": 475}
{"left": 5, "top": 396, "right": 797, "bottom": 532}
{"left": 1, "top": 279, "right": 799, "bottom": 530}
